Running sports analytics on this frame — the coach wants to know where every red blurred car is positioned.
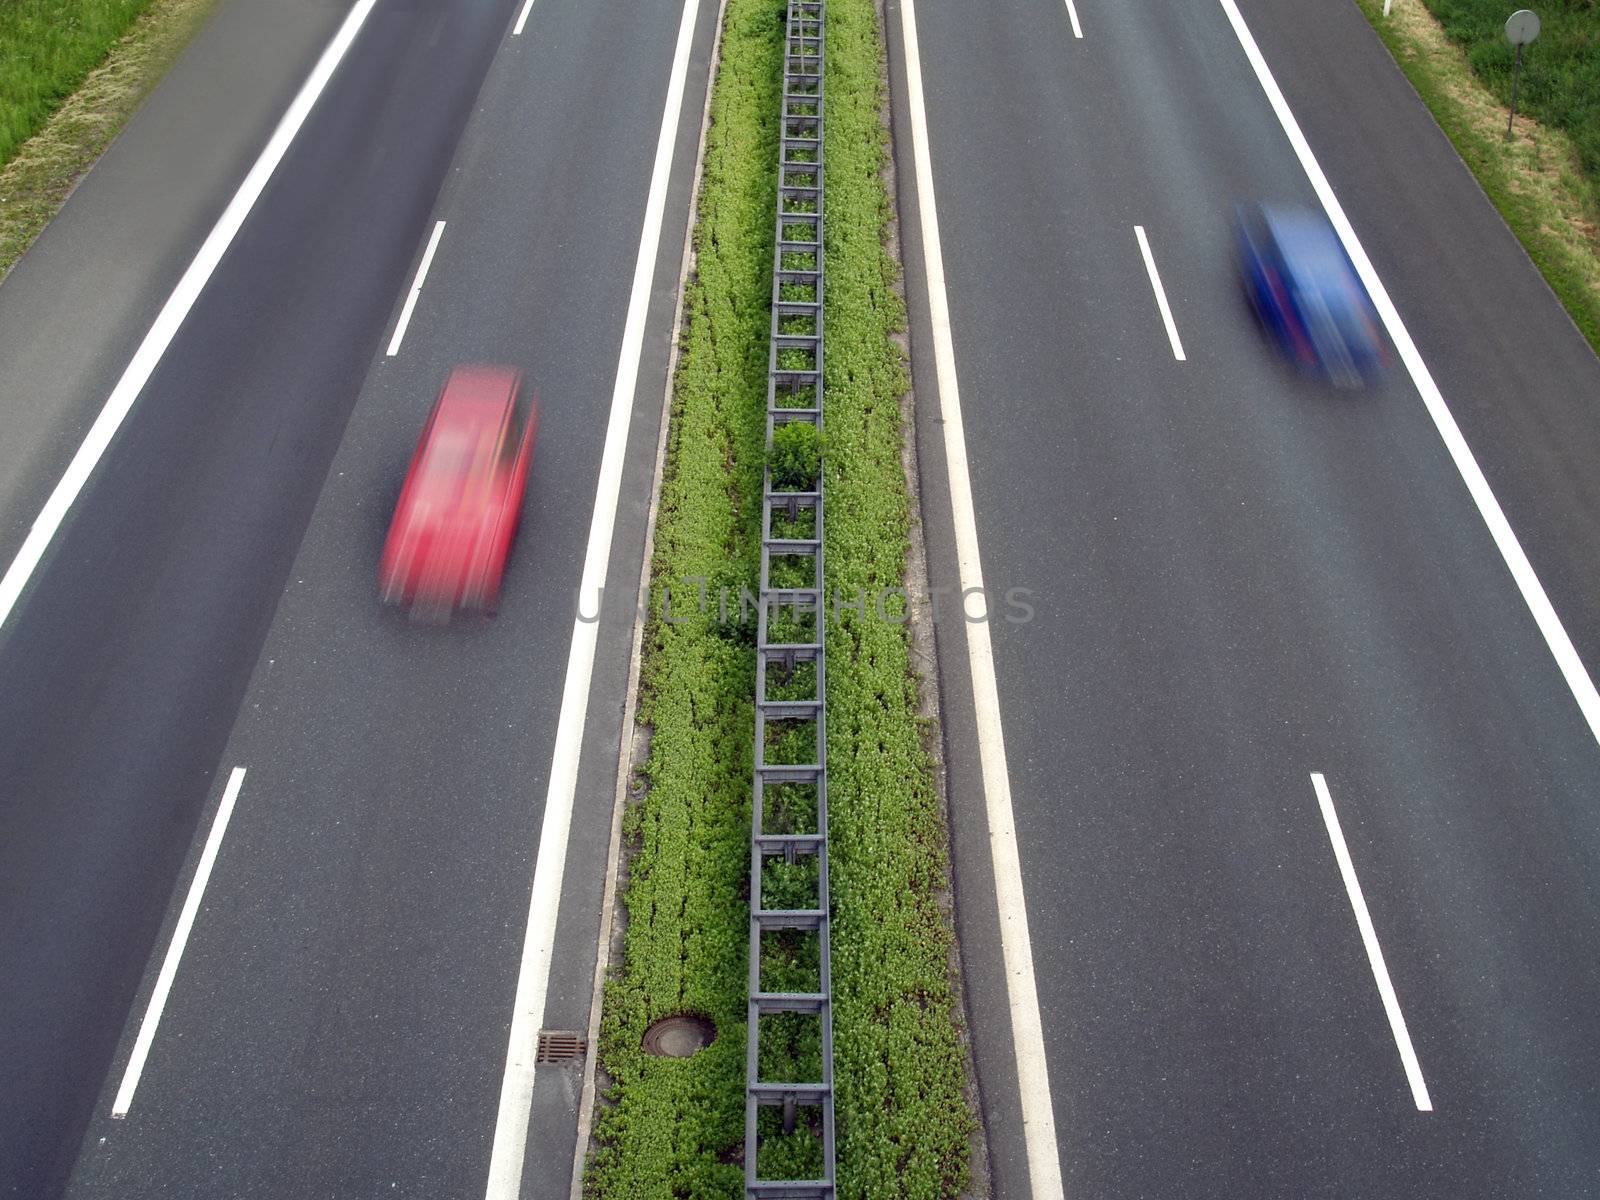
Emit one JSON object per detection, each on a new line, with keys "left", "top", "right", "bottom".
{"left": 379, "top": 366, "right": 537, "bottom": 618}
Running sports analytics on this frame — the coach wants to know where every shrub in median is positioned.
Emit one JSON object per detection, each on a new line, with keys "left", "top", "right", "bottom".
{"left": 768, "top": 420, "right": 823, "bottom": 490}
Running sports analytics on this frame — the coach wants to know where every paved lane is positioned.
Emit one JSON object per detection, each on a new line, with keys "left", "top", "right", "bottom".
{"left": 57, "top": 0, "right": 713, "bottom": 1194}
{"left": 0, "top": 4, "right": 526, "bottom": 1192}
{"left": 1235, "top": 0, "right": 1600, "bottom": 713}
{"left": 0, "top": 0, "right": 711, "bottom": 1193}
{"left": 888, "top": 0, "right": 1600, "bottom": 1195}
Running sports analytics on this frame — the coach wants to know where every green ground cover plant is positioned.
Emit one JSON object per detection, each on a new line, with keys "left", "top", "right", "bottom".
{"left": 1357, "top": 0, "right": 1600, "bottom": 354}
{"left": 0, "top": 0, "right": 222, "bottom": 280}
{"left": 586, "top": 0, "right": 976, "bottom": 1194}
{"left": 0, "top": 0, "right": 153, "bottom": 166}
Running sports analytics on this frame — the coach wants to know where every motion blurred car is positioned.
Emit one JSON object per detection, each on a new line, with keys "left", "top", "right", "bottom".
{"left": 379, "top": 365, "right": 537, "bottom": 619}
{"left": 1236, "top": 204, "right": 1387, "bottom": 388}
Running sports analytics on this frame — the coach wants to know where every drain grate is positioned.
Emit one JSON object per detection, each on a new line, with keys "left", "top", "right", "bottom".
{"left": 535, "top": 1030, "right": 588, "bottom": 1064}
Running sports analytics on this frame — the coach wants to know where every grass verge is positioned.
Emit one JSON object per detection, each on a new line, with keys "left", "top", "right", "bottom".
{"left": 1355, "top": 0, "right": 1600, "bottom": 355}
{"left": 585, "top": 0, "right": 977, "bottom": 1194}
{"left": 0, "top": 0, "right": 153, "bottom": 164}
{"left": 0, "top": 0, "right": 222, "bottom": 282}
{"left": 1418, "top": 0, "right": 1599, "bottom": 187}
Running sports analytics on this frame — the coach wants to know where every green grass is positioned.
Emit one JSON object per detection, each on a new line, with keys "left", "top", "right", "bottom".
{"left": 0, "top": 0, "right": 223, "bottom": 281}
{"left": 0, "top": 0, "right": 154, "bottom": 167}
{"left": 1420, "top": 0, "right": 1600, "bottom": 188}
{"left": 1357, "top": 0, "right": 1600, "bottom": 356}
{"left": 585, "top": 0, "right": 976, "bottom": 1194}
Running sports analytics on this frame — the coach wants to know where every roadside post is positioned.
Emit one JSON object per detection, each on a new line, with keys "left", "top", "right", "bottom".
{"left": 1504, "top": 9, "right": 1540, "bottom": 141}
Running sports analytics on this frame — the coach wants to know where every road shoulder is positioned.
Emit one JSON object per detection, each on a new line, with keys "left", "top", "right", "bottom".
{"left": 0, "top": 0, "right": 344, "bottom": 573}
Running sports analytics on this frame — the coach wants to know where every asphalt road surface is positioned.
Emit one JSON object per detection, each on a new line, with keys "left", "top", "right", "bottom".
{"left": 0, "top": 0, "right": 715, "bottom": 1195}
{"left": 7, "top": 0, "right": 1600, "bottom": 1196}
{"left": 889, "top": 0, "right": 1600, "bottom": 1197}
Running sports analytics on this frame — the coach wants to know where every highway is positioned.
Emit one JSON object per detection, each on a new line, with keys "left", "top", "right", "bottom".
{"left": 4, "top": 0, "right": 1599, "bottom": 1196}
{"left": 0, "top": 0, "right": 715, "bottom": 1195}
{"left": 887, "top": 0, "right": 1600, "bottom": 1197}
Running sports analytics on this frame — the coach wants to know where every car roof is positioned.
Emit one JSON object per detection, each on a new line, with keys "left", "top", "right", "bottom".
{"left": 1262, "top": 207, "right": 1354, "bottom": 288}
{"left": 413, "top": 368, "right": 519, "bottom": 500}
{"left": 429, "top": 367, "right": 518, "bottom": 447}
{"left": 436, "top": 365, "right": 519, "bottom": 421}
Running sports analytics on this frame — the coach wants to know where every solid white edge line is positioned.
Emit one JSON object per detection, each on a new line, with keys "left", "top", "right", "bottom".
{"left": 564, "top": 0, "right": 727, "bottom": 1190}
{"left": 1063, "top": 0, "right": 1083, "bottom": 39}
{"left": 482, "top": 0, "right": 702, "bottom": 1193}
{"left": 1309, "top": 773, "right": 1433, "bottom": 1111}
{"left": 0, "top": 0, "right": 381, "bottom": 636}
{"left": 1216, "top": 0, "right": 1600, "bottom": 750}
{"left": 111, "top": 766, "right": 247, "bottom": 1118}
{"left": 512, "top": 0, "right": 536, "bottom": 37}
{"left": 1134, "top": 225, "right": 1186, "bottom": 362}
{"left": 385, "top": 220, "right": 447, "bottom": 357}
{"left": 896, "top": 0, "right": 1067, "bottom": 1196}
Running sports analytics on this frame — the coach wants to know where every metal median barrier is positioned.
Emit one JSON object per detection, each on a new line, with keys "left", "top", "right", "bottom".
{"left": 746, "top": 0, "right": 835, "bottom": 1193}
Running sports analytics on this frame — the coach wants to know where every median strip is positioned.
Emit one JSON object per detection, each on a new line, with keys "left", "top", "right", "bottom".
{"left": 584, "top": 0, "right": 978, "bottom": 1193}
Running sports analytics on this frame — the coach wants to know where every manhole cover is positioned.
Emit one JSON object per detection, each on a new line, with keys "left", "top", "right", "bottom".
{"left": 642, "top": 1013, "right": 716, "bottom": 1058}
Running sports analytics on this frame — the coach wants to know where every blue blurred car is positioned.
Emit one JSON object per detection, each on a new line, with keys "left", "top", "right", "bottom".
{"left": 1237, "top": 204, "right": 1387, "bottom": 387}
